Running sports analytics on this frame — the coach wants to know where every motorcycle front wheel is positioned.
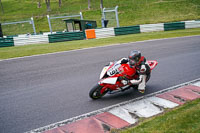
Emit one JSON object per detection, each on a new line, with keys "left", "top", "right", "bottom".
{"left": 89, "top": 84, "right": 108, "bottom": 99}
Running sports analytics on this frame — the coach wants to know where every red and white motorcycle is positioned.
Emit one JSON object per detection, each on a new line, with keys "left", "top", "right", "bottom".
{"left": 89, "top": 60, "right": 158, "bottom": 99}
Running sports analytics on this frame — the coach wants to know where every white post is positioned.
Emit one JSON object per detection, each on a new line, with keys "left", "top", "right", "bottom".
{"left": 80, "top": 12, "right": 83, "bottom": 20}
{"left": 47, "top": 15, "right": 53, "bottom": 34}
{"left": 31, "top": 17, "right": 36, "bottom": 35}
{"left": 102, "top": 7, "right": 106, "bottom": 20}
{"left": 115, "top": 6, "right": 120, "bottom": 27}
{"left": 102, "top": 7, "right": 106, "bottom": 28}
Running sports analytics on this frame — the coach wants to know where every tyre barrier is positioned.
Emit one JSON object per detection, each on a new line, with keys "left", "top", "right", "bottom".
{"left": 1, "top": 20, "right": 200, "bottom": 47}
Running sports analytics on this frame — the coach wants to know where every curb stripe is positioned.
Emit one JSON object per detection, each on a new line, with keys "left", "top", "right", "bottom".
{"left": 108, "top": 107, "right": 137, "bottom": 124}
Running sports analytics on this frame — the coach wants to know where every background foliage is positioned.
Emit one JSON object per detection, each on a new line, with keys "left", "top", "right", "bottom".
{"left": 0, "top": 0, "right": 200, "bottom": 35}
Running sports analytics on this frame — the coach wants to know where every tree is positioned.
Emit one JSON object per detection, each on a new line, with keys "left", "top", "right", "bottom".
{"left": 45, "top": 0, "right": 51, "bottom": 12}
{"left": 59, "top": 0, "right": 61, "bottom": 7}
{"left": 0, "top": 0, "right": 4, "bottom": 14}
{"left": 100, "top": 0, "right": 103, "bottom": 10}
{"left": 37, "top": 0, "right": 41, "bottom": 8}
{"left": 88, "top": 0, "right": 91, "bottom": 10}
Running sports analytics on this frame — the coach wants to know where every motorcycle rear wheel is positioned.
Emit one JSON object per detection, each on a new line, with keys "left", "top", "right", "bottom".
{"left": 89, "top": 84, "right": 108, "bottom": 99}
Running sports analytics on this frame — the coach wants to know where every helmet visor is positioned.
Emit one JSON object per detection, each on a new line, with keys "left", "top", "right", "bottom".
{"left": 129, "top": 59, "right": 136, "bottom": 66}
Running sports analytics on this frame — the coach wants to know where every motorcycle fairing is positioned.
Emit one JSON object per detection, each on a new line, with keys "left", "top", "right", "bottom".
{"left": 98, "top": 60, "right": 158, "bottom": 95}
{"left": 99, "top": 62, "right": 115, "bottom": 79}
{"left": 99, "top": 77, "right": 118, "bottom": 85}
{"left": 100, "top": 66, "right": 109, "bottom": 79}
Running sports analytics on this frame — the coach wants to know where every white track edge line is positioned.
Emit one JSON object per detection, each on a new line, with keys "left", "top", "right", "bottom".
{"left": 1, "top": 35, "right": 200, "bottom": 62}
{"left": 26, "top": 77, "right": 200, "bottom": 133}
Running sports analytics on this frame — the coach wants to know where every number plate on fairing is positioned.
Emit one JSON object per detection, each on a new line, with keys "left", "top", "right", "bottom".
{"left": 107, "top": 63, "right": 120, "bottom": 76}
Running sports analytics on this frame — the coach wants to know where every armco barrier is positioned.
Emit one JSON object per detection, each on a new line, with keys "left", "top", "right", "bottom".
{"left": 0, "top": 37, "right": 14, "bottom": 47}
{"left": 95, "top": 28, "right": 115, "bottom": 39}
{"left": 184, "top": 20, "right": 200, "bottom": 29}
{"left": 164, "top": 22, "right": 185, "bottom": 31}
{"left": 140, "top": 23, "right": 164, "bottom": 32}
{"left": 48, "top": 32, "right": 84, "bottom": 43}
{"left": 114, "top": 26, "right": 140, "bottom": 36}
{"left": 13, "top": 35, "right": 49, "bottom": 46}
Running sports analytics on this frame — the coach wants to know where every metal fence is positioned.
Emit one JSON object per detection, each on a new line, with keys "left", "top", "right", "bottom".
{"left": 47, "top": 12, "right": 83, "bottom": 34}
{"left": 2, "top": 17, "right": 36, "bottom": 35}
{"left": 102, "top": 6, "right": 119, "bottom": 28}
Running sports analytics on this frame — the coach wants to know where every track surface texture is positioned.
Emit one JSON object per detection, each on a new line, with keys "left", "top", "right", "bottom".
{"left": 0, "top": 36, "right": 200, "bottom": 133}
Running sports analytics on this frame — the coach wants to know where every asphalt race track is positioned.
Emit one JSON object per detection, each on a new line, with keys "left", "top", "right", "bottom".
{"left": 0, "top": 36, "right": 200, "bottom": 133}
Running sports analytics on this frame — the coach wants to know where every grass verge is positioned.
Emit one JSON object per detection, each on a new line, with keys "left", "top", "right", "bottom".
{"left": 115, "top": 98, "right": 200, "bottom": 133}
{"left": 1, "top": 0, "right": 200, "bottom": 35}
{"left": 0, "top": 28, "right": 200, "bottom": 60}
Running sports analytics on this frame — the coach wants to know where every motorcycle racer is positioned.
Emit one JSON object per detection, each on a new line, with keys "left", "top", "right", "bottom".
{"left": 89, "top": 50, "right": 157, "bottom": 99}
{"left": 119, "top": 50, "right": 151, "bottom": 93}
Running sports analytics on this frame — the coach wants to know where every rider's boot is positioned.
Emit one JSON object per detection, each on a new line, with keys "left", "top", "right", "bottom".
{"left": 138, "top": 75, "right": 146, "bottom": 93}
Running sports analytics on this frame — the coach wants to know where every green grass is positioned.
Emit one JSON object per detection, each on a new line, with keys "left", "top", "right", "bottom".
{"left": 117, "top": 98, "right": 200, "bottom": 133}
{"left": 0, "top": 28, "right": 200, "bottom": 60}
{"left": 0, "top": 0, "right": 200, "bottom": 35}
